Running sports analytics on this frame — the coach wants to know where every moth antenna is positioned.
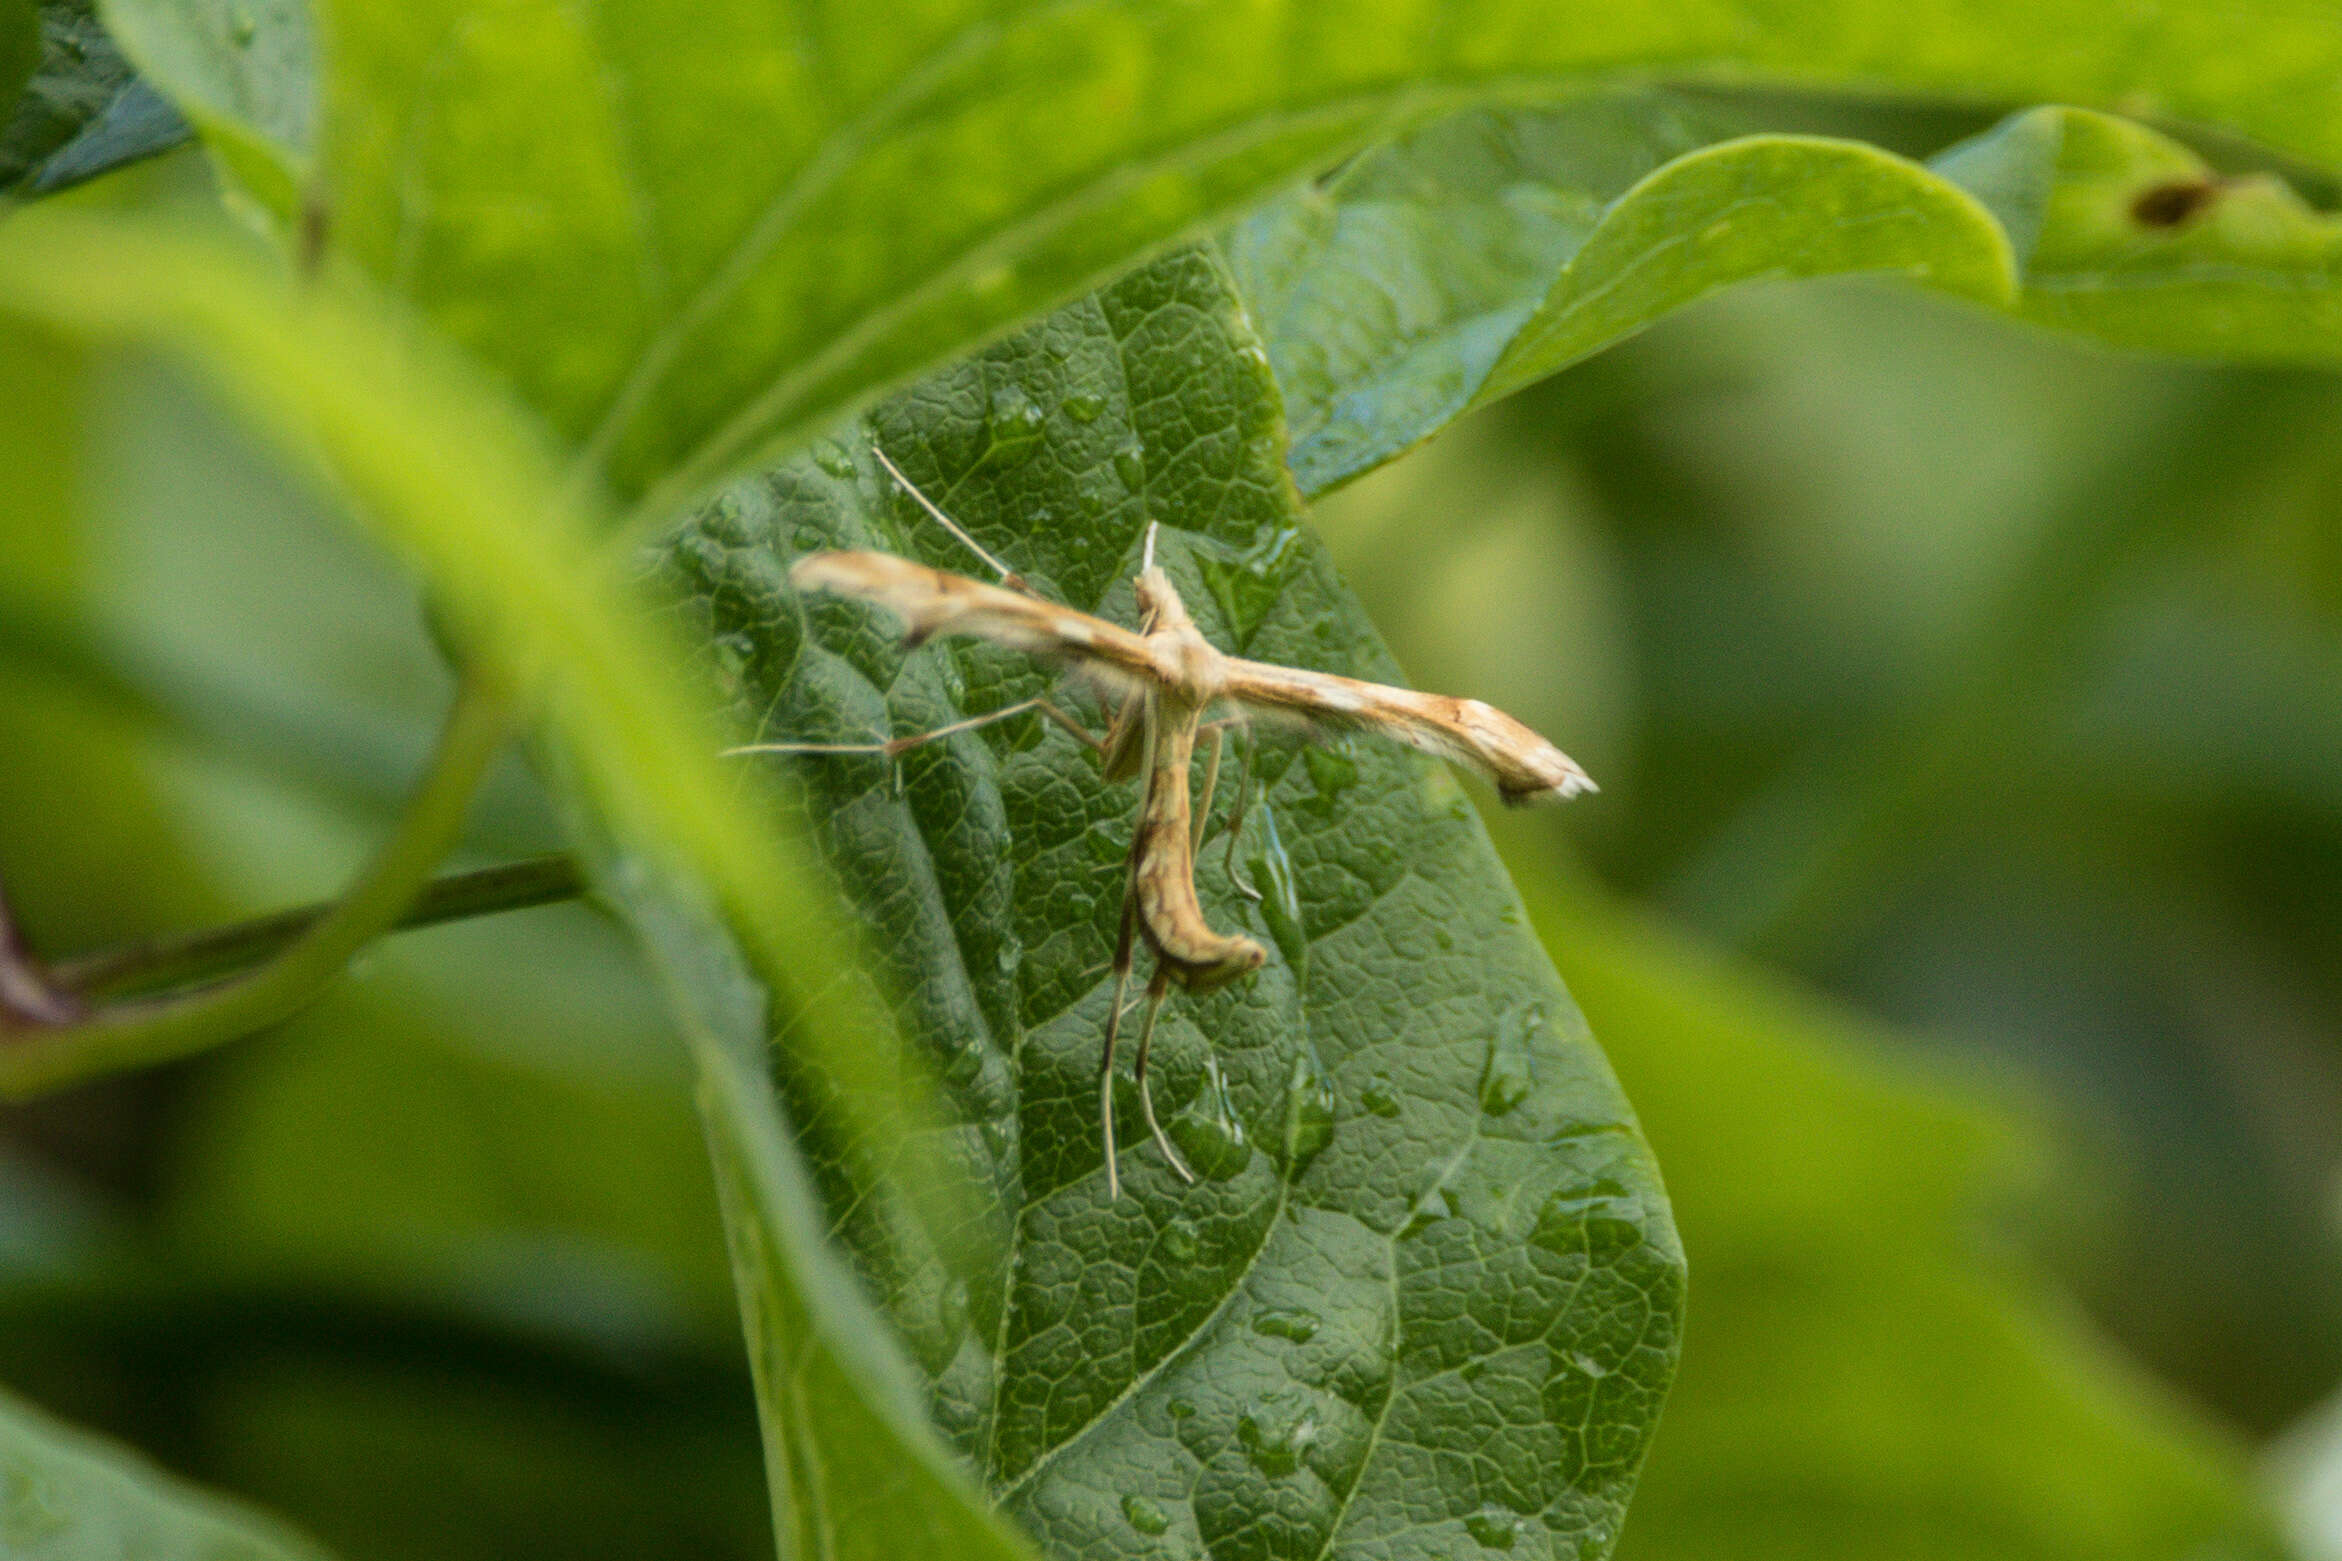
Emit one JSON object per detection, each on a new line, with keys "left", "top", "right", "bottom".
{"left": 1141, "top": 521, "right": 1160, "bottom": 574}
{"left": 871, "top": 445, "right": 1026, "bottom": 589}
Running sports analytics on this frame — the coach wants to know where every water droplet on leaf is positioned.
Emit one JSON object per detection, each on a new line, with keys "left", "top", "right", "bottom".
{"left": 1282, "top": 1042, "right": 1336, "bottom": 1173}
{"left": 1465, "top": 1507, "right": 1522, "bottom": 1550}
{"left": 1122, "top": 1494, "right": 1171, "bottom": 1535}
{"left": 1113, "top": 442, "right": 1147, "bottom": 491}
{"left": 1246, "top": 803, "right": 1307, "bottom": 987}
{"left": 1480, "top": 1004, "right": 1539, "bottom": 1116}
{"left": 1169, "top": 1056, "right": 1251, "bottom": 1180}
{"left": 813, "top": 439, "right": 856, "bottom": 479}
{"left": 988, "top": 385, "right": 1047, "bottom": 465}
{"left": 1252, "top": 1306, "right": 1321, "bottom": 1343}
{"left": 1063, "top": 390, "right": 1106, "bottom": 423}
{"left": 1237, "top": 1391, "right": 1320, "bottom": 1477}
{"left": 1085, "top": 817, "right": 1128, "bottom": 864}
{"left": 1304, "top": 744, "right": 1359, "bottom": 804}
{"left": 1360, "top": 1073, "right": 1402, "bottom": 1118}
{"left": 1162, "top": 1219, "right": 1200, "bottom": 1263}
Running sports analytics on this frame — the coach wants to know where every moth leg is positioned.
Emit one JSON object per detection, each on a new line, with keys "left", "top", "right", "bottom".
{"left": 1098, "top": 856, "right": 1143, "bottom": 1201}
{"left": 1218, "top": 718, "right": 1263, "bottom": 902}
{"left": 1134, "top": 964, "right": 1197, "bottom": 1186}
{"left": 1192, "top": 723, "right": 1225, "bottom": 865}
{"left": 725, "top": 693, "right": 1063, "bottom": 762}
{"left": 871, "top": 445, "right": 1030, "bottom": 593}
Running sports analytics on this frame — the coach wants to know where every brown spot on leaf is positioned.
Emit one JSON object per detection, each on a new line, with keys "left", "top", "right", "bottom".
{"left": 2131, "top": 177, "right": 2223, "bottom": 228}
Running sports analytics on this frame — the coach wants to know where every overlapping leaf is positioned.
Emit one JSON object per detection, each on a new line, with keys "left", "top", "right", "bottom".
{"left": 97, "top": 0, "right": 2342, "bottom": 525}
{"left": 1235, "top": 97, "right": 2342, "bottom": 496}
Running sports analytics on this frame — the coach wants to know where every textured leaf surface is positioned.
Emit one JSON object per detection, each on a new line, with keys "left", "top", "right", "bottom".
{"left": 660, "top": 247, "right": 1682, "bottom": 1559}
{"left": 0, "top": 1385, "right": 337, "bottom": 1561}
{"left": 1527, "top": 885, "right": 2286, "bottom": 1561}
{"left": 100, "top": 0, "right": 2342, "bottom": 521}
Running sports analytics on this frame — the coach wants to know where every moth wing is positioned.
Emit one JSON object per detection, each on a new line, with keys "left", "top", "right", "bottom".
{"left": 1219, "top": 661, "right": 1594, "bottom": 803}
{"left": 791, "top": 551, "right": 1158, "bottom": 701}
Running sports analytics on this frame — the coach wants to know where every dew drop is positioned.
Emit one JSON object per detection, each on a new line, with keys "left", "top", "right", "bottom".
{"left": 1532, "top": 1180, "right": 1639, "bottom": 1256}
{"left": 813, "top": 438, "right": 857, "bottom": 479}
{"left": 1166, "top": 1397, "right": 1196, "bottom": 1421}
{"left": 1169, "top": 1054, "right": 1250, "bottom": 1180}
{"left": 1281, "top": 1042, "right": 1336, "bottom": 1174}
{"left": 989, "top": 385, "right": 1047, "bottom": 464}
{"left": 1113, "top": 442, "right": 1147, "bottom": 491}
{"left": 1162, "top": 1219, "right": 1200, "bottom": 1263}
{"left": 1085, "top": 817, "right": 1128, "bottom": 865}
{"left": 937, "top": 1277, "right": 970, "bottom": 1343}
{"left": 1360, "top": 1073, "right": 1402, "bottom": 1119}
{"left": 980, "top": 1118, "right": 1012, "bottom": 1158}
{"left": 1479, "top": 1004, "right": 1539, "bottom": 1116}
{"left": 1465, "top": 1506, "right": 1523, "bottom": 1550}
{"left": 1246, "top": 803, "right": 1307, "bottom": 987}
{"left": 712, "top": 633, "right": 753, "bottom": 686}
{"left": 1237, "top": 1392, "right": 1320, "bottom": 1477}
{"left": 1400, "top": 1183, "right": 1454, "bottom": 1238}
{"left": 995, "top": 940, "right": 1022, "bottom": 976}
{"left": 1122, "top": 1494, "right": 1171, "bottom": 1536}
{"left": 1063, "top": 390, "right": 1107, "bottom": 423}
{"left": 703, "top": 491, "right": 752, "bottom": 543}
{"left": 1304, "top": 744, "right": 1359, "bottom": 803}
{"left": 1253, "top": 1306, "right": 1321, "bottom": 1343}
{"left": 943, "top": 1040, "right": 984, "bottom": 1086}
{"left": 1565, "top": 1350, "right": 1611, "bottom": 1379}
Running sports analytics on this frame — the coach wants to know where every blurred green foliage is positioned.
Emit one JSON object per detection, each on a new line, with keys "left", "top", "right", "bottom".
{"left": 2, "top": 3, "right": 2342, "bottom": 1560}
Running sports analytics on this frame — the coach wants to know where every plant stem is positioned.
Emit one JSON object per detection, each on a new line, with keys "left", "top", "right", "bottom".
{"left": 51, "top": 853, "right": 586, "bottom": 1002}
{"left": 0, "top": 670, "right": 519, "bottom": 1097}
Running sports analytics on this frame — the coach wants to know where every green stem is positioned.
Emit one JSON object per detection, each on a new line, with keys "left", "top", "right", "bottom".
{"left": 0, "top": 671, "right": 518, "bottom": 1098}
{"left": 52, "top": 853, "right": 585, "bottom": 1002}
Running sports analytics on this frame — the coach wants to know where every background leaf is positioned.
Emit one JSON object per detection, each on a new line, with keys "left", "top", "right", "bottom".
{"left": 93, "top": 0, "right": 2342, "bottom": 527}
{"left": 660, "top": 245, "right": 1683, "bottom": 1559}
{"left": 1232, "top": 97, "right": 2342, "bottom": 498}
{"left": 0, "top": 1384, "right": 337, "bottom": 1561}
{"left": 0, "top": 2, "right": 188, "bottom": 197}
{"left": 1525, "top": 880, "right": 2285, "bottom": 1560}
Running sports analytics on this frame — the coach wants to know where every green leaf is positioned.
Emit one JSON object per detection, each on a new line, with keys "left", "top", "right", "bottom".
{"left": 660, "top": 245, "right": 1682, "bottom": 1558}
{"left": 0, "top": 1384, "right": 337, "bottom": 1561}
{"left": 0, "top": 2, "right": 190, "bottom": 197}
{"left": 1478, "top": 134, "right": 2013, "bottom": 406}
{"left": 1227, "top": 98, "right": 2016, "bottom": 494}
{"left": 0, "top": 202, "right": 1031, "bottom": 1561}
{"left": 1933, "top": 105, "right": 2342, "bottom": 362}
{"left": 1240, "top": 95, "right": 2342, "bottom": 498}
{"left": 1527, "top": 884, "right": 2286, "bottom": 1561}
{"left": 104, "top": 0, "right": 2342, "bottom": 522}
{"left": 614, "top": 874, "right": 1036, "bottom": 1561}
{"left": 94, "top": 0, "right": 310, "bottom": 213}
